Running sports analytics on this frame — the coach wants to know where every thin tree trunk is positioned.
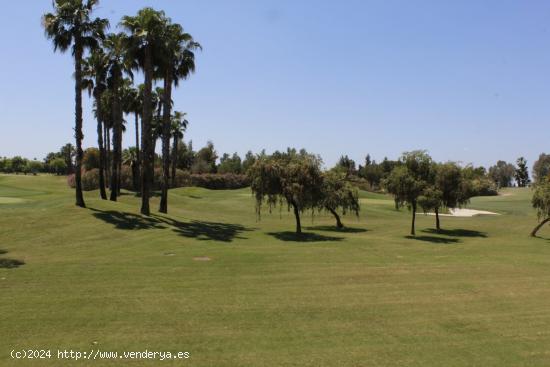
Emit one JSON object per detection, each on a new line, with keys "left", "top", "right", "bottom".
{"left": 327, "top": 206, "right": 344, "bottom": 228}
{"left": 531, "top": 218, "right": 550, "bottom": 237}
{"left": 117, "top": 135, "right": 122, "bottom": 195}
{"left": 171, "top": 134, "right": 177, "bottom": 188}
{"left": 95, "top": 90, "right": 107, "bottom": 200}
{"left": 291, "top": 199, "right": 302, "bottom": 234}
{"left": 106, "top": 126, "right": 111, "bottom": 182}
{"left": 411, "top": 201, "right": 417, "bottom": 236}
{"left": 159, "top": 73, "right": 173, "bottom": 213}
{"left": 134, "top": 112, "right": 141, "bottom": 191}
{"left": 435, "top": 207, "right": 441, "bottom": 231}
{"left": 140, "top": 45, "right": 153, "bottom": 216}
{"left": 74, "top": 41, "right": 85, "bottom": 208}
{"left": 109, "top": 70, "right": 122, "bottom": 202}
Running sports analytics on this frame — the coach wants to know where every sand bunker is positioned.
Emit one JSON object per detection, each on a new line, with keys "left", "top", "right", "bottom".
{"left": 429, "top": 208, "right": 499, "bottom": 217}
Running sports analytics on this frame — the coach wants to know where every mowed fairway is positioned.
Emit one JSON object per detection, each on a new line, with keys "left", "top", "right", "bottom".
{"left": 2, "top": 174, "right": 550, "bottom": 367}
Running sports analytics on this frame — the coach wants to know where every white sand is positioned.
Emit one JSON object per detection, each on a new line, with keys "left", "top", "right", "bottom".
{"left": 428, "top": 208, "right": 499, "bottom": 217}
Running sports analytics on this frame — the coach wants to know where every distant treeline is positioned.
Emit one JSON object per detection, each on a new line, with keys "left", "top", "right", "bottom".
{"left": 2, "top": 144, "right": 549, "bottom": 195}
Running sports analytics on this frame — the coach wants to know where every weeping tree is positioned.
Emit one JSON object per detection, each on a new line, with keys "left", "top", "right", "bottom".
{"left": 384, "top": 151, "right": 433, "bottom": 236}
{"left": 419, "top": 162, "right": 472, "bottom": 231}
{"left": 318, "top": 171, "right": 360, "bottom": 228}
{"left": 248, "top": 150, "right": 324, "bottom": 234}
{"left": 42, "top": 0, "right": 109, "bottom": 208}
{"left": 531, "top": 177, "right": 550, "bottom": 237}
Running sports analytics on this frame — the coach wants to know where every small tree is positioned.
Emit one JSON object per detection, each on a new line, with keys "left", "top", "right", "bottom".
{"left": 515, "top": 157, "right": 530, "bottom": 187}
{"left": 26, "top": 160, "right": 44, "bottom": 175}
{"left": 420, "top": 162, "right": 471, "bottom": 231}
{"left": 531, "top": 177, "right": 550, "bottom": 237}
{"left": 50, "top": 158, "right": 68, "bottom": 175}
{"left": 218, "top": 153, "right": 243, "bottom": 174}
{"left": 533, "top": 153, "right": 550, "bottom": 184}
{"left": 384, "top": 151, "right": 433, "bottom": 235}
{"left": 319, "top": 171, "right": 360, "bottom": 228}
{"left": 249, "top": 150, "right": 323, "bottom": 234}
{"left": 83, "top": 147, "right": 101, "bottom": 170}
{"left": 489, "top": 160, "right": 515, "bottom": 188}
{"left": 10, "top": 156, "right": 27, "bottom": 174}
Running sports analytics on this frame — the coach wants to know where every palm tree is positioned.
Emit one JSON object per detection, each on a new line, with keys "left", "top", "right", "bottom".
{"left": 103, "top": 33, "right": 132, "bottom": 201}
{"left": 170, "top": 111, "right": 189, "bottom": 187}
{"left": 121, "top": 8, "right": 168, "bottom": 215}
{"left": 83, "top": 47, "right": 108, "bottom": 200}
{"left": 158, "top": 23, "right": 200, "bottom": 213}
{"left": 43, "top": 0, "right": 108, "bottom": 208}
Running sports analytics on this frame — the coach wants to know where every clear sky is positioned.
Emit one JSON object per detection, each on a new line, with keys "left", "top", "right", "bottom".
{"left": 0, "top": 0, "right": 549, "bottom": 168}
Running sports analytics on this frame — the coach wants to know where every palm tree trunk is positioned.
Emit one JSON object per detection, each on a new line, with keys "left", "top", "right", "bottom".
{"left": 106, "top": 126, "right": 111, "bottom": 182}
{"left": 117, "top": 132, "right": 122, "bottom": 195}
{"left": 140, "top": 45, "right": 153, "bottom": 216}
{"left": 73, "top": 41, "right": 86, "bottom": 208}
{"left": 531, "top": 218, "right": 550, "bottom": 237}
{"left": 159, "top": 73, "right": 173, "bottom": 213}
{"left": 327, "top": 206, "right": 344, "bottom": 228}
{"left": 435, "top": 207, "right": 441, "bottom": 231}
{"left": 95, "top": 92, "right": 107, "bottom": 200}
{"left": 171, "top": 134, "right": 177, "bottom": 188}
{"left": 109, "top": 71, "right": 122, "bottom": 202}
{"left": 411, "top": 201, "right": 417, "bottom": 236}
{"left": 134, "top": 112, "right": 141, "bottom": 191}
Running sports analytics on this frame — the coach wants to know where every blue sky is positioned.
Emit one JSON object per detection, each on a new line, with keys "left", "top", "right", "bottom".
{"left": 0, "top": 0, "right": 548, "bottom": 168}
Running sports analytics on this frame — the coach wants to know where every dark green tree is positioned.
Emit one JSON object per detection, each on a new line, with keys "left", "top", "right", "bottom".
{"left": 515, "top": 157, "right": 530, "bottom": 187}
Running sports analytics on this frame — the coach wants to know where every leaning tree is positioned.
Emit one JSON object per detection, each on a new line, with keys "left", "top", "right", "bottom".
{"left": 319, "top": 171, "right": 360, "bottom": 228}
{"left": 531, "top": 177, "right": 550, "bottom": 237}
{"left": 248, "top": 151, "right": 324, "bottom": 234}
{"left": 43, "top": 0, "right": 109, "bottom": 208}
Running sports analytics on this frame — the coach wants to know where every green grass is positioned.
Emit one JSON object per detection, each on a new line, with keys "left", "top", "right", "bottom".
{"left": 1, "top": 174, "right": 550, "bottom": 366}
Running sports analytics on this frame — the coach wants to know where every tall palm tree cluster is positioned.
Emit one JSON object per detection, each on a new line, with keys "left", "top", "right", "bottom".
{"left": 43, "top": 1, "right": 200, "bottom": 215}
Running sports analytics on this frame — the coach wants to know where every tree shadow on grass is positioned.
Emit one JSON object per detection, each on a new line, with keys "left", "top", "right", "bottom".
{"left": 90, "top": 209, "right": 167, "bottom": 230}
{"left": 158, "top": 216, "right": 251, "bottom": 242}
{"left": 0, "top": 249, "right": 25, "bottom": 269}
{"left": 306, "top": 225, "right": 367, "bottom": 233}
{"left": 405, "top": 235, "right": 460, "bottom": 245}
{"left": 268, "top": 231, "right": 344, "bottom": 242}
{"left": 422, "top": 228, "right": 487, "bottom": 238}
{"left": 89, "top": 208, "right": 251, "bottom": 242}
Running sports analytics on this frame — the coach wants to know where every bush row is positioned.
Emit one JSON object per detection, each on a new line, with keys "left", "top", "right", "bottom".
{"left": 67, "top": 167, "right": 249, "bottom": 191}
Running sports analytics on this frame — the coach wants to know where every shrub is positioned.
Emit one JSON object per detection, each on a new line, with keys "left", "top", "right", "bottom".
{"left": 190, "top": 173, "right": 249, "bottom": 190}
{"left": 68, "top": 169, "right": 249, "bottom": 191}
{"left": 67, "top": 169, "right": 101, "bottom": 191}
{"left": 470, "top": 177, "right": 498, "bottom": 196}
